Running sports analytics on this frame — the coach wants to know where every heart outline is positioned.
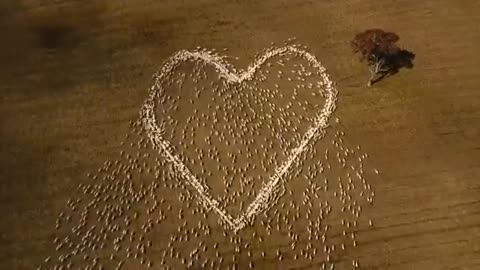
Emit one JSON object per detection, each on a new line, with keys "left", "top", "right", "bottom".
{"left": 141, "top": 45, "right": 338, "bottom": 232}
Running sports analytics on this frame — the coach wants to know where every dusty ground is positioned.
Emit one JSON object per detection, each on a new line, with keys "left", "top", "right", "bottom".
{"left": 1, "top": 0, "right": 479, "bottom": 269}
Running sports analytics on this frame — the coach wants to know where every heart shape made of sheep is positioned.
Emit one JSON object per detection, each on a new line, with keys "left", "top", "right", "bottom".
{"left": 141, "top": 45, "right": 337, "bottom": 232}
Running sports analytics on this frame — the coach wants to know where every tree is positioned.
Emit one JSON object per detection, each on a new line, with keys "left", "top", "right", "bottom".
{"left": 351, "top": 29, "right": 415, "bottom": 87}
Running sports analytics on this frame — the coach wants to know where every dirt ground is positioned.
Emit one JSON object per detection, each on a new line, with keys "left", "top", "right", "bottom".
{"left": 1, "top": 0, "right": 479, "bottom": 269}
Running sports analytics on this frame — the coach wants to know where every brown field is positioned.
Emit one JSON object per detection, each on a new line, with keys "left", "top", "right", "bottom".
{"left": 1, "top": 0, "right": 479, "bottom": 269}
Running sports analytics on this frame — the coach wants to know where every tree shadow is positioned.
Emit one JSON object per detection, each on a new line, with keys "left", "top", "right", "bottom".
{"left": 370, "top": 49, "right": 416, "bottom": 86}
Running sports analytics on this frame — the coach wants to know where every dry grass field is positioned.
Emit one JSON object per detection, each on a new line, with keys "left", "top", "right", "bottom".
{"left": 1, "top": 0, "right": 479, "bottom": 269}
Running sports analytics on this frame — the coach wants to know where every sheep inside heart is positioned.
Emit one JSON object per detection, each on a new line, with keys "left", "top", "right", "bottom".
{"left": 142, "top": 46, "right": 337, "bottom": 231}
